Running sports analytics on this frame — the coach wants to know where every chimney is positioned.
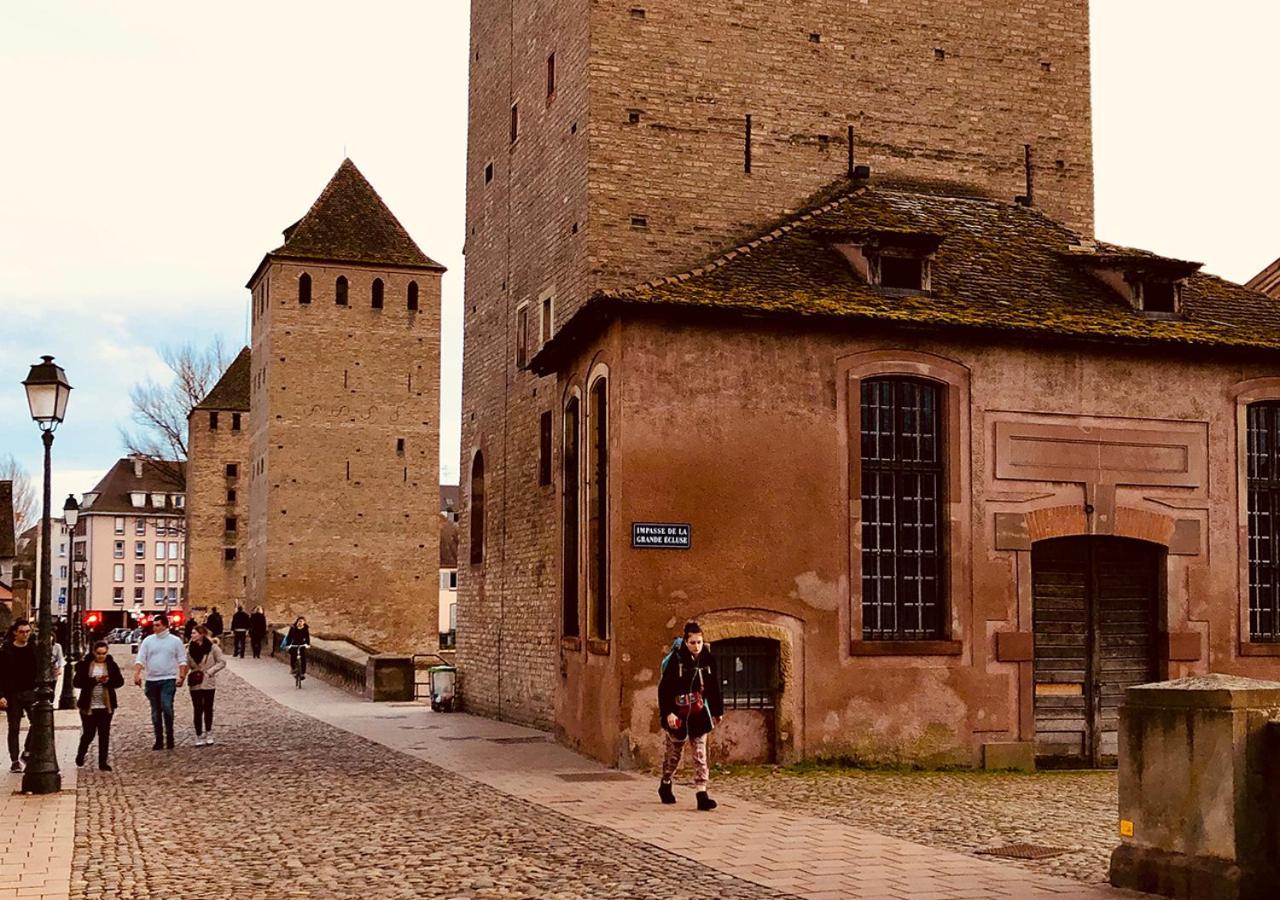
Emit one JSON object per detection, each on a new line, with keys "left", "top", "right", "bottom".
{"left": 132, "top": 457, "right": 144, "bottom": 479}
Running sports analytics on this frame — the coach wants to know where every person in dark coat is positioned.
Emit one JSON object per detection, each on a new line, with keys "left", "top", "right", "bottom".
{"left": 205, "top": 608, "right": 224, "bottom": 638}
{"left": 183, "top": 615, "right": 199, "bottom": 643}
{"left": 74, "top": 640, "right": 125, "bottom": 771}
{"left": 656, "top": 621, "right": 724, "bottom": 811}
{"left": 230, "top": 605, "right": 251, "bottom": 658}
{"left": 248, "top": 607, "right": 268, "bottom": 659}
{"left": 284, "top": 617, "right": 311, "bottom": 679}
{"left": 0, "top": 619, "right": 37, "bottom": 773}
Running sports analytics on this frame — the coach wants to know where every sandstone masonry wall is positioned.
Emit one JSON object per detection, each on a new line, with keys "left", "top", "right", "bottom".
{"left": 185, "top": 411, "right": 248, "bottom": 612}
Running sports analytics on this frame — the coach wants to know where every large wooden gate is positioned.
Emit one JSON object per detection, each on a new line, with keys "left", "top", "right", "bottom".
{"left": 1032, "top": 536, "right": 1162, "bottom": 767}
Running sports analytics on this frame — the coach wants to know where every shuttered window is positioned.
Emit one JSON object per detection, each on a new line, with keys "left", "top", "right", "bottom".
{"left": 860, "top": 377, "right": 946, "bottom": 640}
{"left": 1248, "top": 402, "right": 1280, "bottom": 641}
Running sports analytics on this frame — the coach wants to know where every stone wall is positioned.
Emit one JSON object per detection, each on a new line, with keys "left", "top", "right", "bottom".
{"left": 246, "top": 260, "right": 442, "bottom": 655}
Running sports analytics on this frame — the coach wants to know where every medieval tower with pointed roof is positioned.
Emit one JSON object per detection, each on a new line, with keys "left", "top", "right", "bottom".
{"left": 241, "top": 159, "right": 444, "bottom": 653}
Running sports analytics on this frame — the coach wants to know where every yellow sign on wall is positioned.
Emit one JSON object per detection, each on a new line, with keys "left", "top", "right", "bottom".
{"left": 1119, "top": 820, "right": 1134, "bottom": 838}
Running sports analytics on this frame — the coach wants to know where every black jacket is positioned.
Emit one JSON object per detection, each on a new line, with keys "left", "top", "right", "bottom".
{"left": 285, "top": 625, "right": 310, "bottom": 647}
{"left": 658, "top": 642, "right": 724, "bottom": 740}
{"left": 73, "top": 654, "right": 125, "bottom": 712}
{"left": 249, "top": 612, "right": 267, "bottom": 639}
{"left": 231, "top": 610, "right": 251, "bottom": 631}
{"left": 205, "top": 611, "right": 224, "bottom": 636}
{"left": 0, "top": 641, "right": 37, "bottom": 698}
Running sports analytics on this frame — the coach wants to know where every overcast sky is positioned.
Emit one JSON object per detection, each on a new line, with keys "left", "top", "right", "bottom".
{"left": 1, "top": 1, "right": 1278, "bottom": 508}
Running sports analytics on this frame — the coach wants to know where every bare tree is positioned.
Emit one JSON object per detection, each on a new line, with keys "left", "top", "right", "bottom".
{"left": 121, "top": 337, "right": 231, "bottom": 485}
{"left": 0, "top": 454, "right": 36, "bottom": 532}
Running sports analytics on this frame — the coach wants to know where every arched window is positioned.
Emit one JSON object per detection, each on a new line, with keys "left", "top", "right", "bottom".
{"left": 562, "top": 396, "right": 581, "bottom": 638}
{"left": 1248, "top": 402, "right": 1280, "bottom": 641}
{"left": 407, "top": 281, "right": 419, "bottom": 312}
{"left": 335, "top": 276, "right": 349, "bottom": 307}
{"left": 298, "top": 273, "right": 312, "bottom": 305}
{"left": 371, "top": 278, "right": 384, "bottom": 309}
{"left": 469, "top": 451, "right": 485, "bottom": 565}
{"left": 588, "top": 378, "right": 609, "bottom": 640}
{"left": 859, "top": 377, "right": 946, "bottom": 640}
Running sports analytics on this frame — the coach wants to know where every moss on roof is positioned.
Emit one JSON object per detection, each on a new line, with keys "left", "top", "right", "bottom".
{"left": 267, "top": 159, "right": 443, "bottom": 272}
{"left": 533, "top": 179, "right": 1280, "bottom": 371}
{"left": 194, "top": 347, "right": 251, "bottom": 412}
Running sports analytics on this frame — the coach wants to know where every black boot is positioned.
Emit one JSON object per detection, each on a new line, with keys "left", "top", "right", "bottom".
{"left": 696, "top": 791, "right": 717, "bottom": 811}
{"left": 658, "top": 780, "right": 676, "bottom": 805}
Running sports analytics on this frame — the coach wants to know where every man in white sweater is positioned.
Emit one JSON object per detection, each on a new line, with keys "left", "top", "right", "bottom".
{"left": 133, "top": 614, "right": 187, "bottom": 750}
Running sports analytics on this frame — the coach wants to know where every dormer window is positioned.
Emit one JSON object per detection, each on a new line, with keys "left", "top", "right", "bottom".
{"left": 822, "top": 228, "right": 943, "bottom": 294}
{"left": 130, "top": 491, "right": 146, "bottom": 509}
{"left": 1065, "top": 249, "right": 1200, "bottom": 320}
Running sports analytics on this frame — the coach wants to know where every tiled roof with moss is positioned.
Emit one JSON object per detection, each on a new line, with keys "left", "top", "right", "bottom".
{"left": 260, "top": 159, "right": 444, "bottom": 276}
{"left": 532, "top": 179, "right": 1280, "bottom": 371}
{"left": 194, "top": 347, "right": 251, "bottom": 412}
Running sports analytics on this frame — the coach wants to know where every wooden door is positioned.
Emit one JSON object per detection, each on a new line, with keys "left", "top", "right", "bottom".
{"left": 1032, "top": 537, "right": 1161, "bottom": 767}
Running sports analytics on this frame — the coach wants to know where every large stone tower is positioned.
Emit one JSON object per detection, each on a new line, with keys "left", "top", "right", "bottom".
{"left": 460, "top": 0, "right": 1094, "bottom": 726}
{"left": 246, "top": 160, "right": 444, "bottom": 653}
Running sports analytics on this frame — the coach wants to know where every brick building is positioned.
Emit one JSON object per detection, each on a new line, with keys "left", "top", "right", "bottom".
{"left": 460, "top": 0, "right": 1280, "bottom": 769}
{"left": 185, "top": 347, "right": 250, "bottom": 616}
{"left": 244, "top": 160, "right": 444, "bottom": 654}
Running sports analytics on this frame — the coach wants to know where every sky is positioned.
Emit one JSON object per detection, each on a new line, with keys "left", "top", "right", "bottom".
{"left": 1, "top": 1, "right": 1278, "bottom": 509}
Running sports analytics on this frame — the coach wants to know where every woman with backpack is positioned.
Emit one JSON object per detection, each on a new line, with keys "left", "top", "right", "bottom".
{"left": 186, "top": 625, "right": 226, "bottom": 746}
{"left": 657, "top": 621, "right": 724, "bottom": 811}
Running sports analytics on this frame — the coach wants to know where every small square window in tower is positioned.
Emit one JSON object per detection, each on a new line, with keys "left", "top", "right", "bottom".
{"left": 209, "top": 411, "right": 219, "bottom": 430}
{"left": 225, "top": 463, "right": 238, "bottom": 478}
{"left": 231, "top": 413, "right": 241, "bottom": 431}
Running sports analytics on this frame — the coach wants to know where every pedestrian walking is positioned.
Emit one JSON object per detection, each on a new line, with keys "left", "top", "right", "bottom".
{"left": 284, "top": 616, "right": 311, "bottom": 680}
{"left": 248, "top": 607, "right": 267, "bottom": 659}
{"left": 74, "top": 640, "right": 124, "bottom": 771}
{"left": 186, "top": 625, "right": 226, "bottom": 745}
{"left": 205, "top": 607, "right": 224, "bottom": 638}
{"left": 183, "top": 615, "right": 199, "bottom": 643}
{"left": 656, "top": 621, "right": 724, "bottom": 811}
{"left": 230, "top": 605, "right": 251, "bottom": 658}
{"left": 133, "top": 614, "right": 187, "bottom": 750}
{"left": 0, "top": 619, "right": 36, "bottom": 773}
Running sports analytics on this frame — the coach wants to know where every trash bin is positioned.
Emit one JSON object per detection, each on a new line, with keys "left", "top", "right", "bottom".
{"left": 428, "top": 665, "right": 457, "bottom": 712}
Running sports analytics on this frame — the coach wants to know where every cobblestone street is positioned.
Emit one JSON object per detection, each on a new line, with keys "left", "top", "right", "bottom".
{"left": 69, "top": 656, "right": 779, "bottom": 900}
{"left": 717, "top": 767, "right": 1117, "bottom": 885}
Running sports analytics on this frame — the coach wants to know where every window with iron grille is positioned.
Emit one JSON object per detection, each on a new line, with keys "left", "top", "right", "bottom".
{"left": 1248, "top": 402, "right": 1280, "bottom": 641}
{"left": 860, "top": 377, "right": 946, "bottom": 640}
{"left": 712, "top": 638, "right": 779, "bottom": 710}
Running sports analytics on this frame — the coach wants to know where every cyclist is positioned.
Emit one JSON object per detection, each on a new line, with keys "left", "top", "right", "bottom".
{"left": 284, "top": 617, "right": 311, "bottom": 682}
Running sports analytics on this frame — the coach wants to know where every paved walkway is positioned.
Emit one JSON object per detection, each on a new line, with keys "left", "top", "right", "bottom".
{"left": 1, "top": 709, "right": 81, "bottom": 900}
{"left": 231, "top": 655, "right": 1142, "bottom": 900}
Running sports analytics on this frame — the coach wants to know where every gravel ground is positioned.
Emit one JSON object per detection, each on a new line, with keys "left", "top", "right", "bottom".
{"left": 70, "top": 657, "right": 787, "bottom": 900}
{"left": 717, "top": 765, "right": 1118, "bottom": 885}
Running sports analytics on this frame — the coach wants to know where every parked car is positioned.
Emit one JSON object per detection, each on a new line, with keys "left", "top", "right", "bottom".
{"left": 105, "top": 627, "right": 132, "bottom": 644}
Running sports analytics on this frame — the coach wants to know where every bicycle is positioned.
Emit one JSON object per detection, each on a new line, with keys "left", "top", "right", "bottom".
{"left": 284, "top": 644, "right": 308, "bottom": 688}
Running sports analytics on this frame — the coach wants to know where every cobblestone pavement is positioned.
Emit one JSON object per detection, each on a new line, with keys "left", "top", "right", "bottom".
{"left": 716, "top": 766, "right": 1118, "bottom": 885}
{"left": 70, "top": 658, "right": 783, "bottom": 900}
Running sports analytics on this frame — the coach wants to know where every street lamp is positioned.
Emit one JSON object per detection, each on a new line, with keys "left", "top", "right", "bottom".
{"left": 21, "top": 355, "right": 72, "bottom": 795}
{"left": 57, "top": 495, "right": 80, "bottom": 710}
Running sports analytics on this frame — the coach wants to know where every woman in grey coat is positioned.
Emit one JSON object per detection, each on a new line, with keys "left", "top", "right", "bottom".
{"left": 186, "top": 625, "right": 226, "bottom": 746}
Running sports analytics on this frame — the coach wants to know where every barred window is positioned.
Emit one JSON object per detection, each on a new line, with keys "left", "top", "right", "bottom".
{"left": 1248, "top": 402, "right": 1280, "bottom": 641}
{"left": 860, "top": 377, "right": 946, "bottom": 640}
{"left": 712, "top": 638, "right": 779, "bottom": 710}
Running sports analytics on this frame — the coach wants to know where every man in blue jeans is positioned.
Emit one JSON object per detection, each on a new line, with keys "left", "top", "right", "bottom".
{"left": 133, "top": 615, "right": 187, "bottom": 750}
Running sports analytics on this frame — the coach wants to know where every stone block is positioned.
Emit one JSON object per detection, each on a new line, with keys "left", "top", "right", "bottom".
{"left": 982, "top": 741, "right": 1034, "bottom": 772}
{"left": 1109, "top": 674, "right": 1280, "bottom": 898}
{"left": 365, "top": 655, "right": 415, "bottom": 702}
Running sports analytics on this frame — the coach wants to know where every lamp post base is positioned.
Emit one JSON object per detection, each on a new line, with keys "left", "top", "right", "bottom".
{"left": 20, "top": 682, "right": 61, "bottom": 795}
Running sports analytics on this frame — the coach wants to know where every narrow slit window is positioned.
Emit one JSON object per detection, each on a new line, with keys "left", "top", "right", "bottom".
{"left": 547, "top": 52, "right": 556, "bottom": 102}
{"left": 335, "top": 275, "right": 348, "bottom": 306}
{"left": 470, "top": 452, "right": 486, "bottom": 565}
{"left": 298, "top": 273, "right": 312, "bottom": 305}
{"left": 407, "top": 281, "right": 419, "bottom": 312}
{"left": 516, "top": 305, "right": 529, "bottom": 369}
{"left": 562, "top": 398, "right": 581, "bottom": 637}
{"left": 538, "top": 411, "right": 552, "bottom": 486}
{"left": 540, "top": 295, "right": 552, "bottom": 344}
{"left": 231, "top": 413, "right": 241, "bottom": 431}
{"left": 510, "top": 103, "right": 520, "bottom": 144}
{"left": 372, "top": 278, "right": 384, "bottom": 309}
{"left": 209, "top": 412, "right": 219, "bottom": 430}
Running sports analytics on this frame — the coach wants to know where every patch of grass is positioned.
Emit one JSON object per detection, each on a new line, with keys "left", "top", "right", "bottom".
{"left": 713, "top": 758, "right": 1108, "bottom": 779}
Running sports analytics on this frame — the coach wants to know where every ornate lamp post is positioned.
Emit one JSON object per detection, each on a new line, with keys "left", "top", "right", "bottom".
{"left": 57, "top": 495, "right": 80, "bottom": 710}
{"left": 20, "top": 355, "right": 72, "bottom": 795}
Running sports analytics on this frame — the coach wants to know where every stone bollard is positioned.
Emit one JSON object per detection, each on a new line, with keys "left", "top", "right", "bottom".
{"left": 364, "top": 655, "right": 415, "bottom": 702}
{"left": 1109, "top": 674, "right": 1280, "bottom": 899}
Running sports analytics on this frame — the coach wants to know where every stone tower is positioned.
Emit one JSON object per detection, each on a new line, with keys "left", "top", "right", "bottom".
{"left": 461, "top": 0, "right": 1094, "bottom": 726}
{"left": 246, "top": 160, "right": 444, "bottom": 653}
{"left": 186, "top": 347, "right": 251, "bottom": 614}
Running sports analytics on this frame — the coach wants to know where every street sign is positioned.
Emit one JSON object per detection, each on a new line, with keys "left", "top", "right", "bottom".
{"left": 631, "top": 522, "right": 692, "bottom": 550}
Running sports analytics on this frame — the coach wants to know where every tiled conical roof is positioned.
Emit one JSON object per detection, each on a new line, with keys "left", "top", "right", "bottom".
{"left": 194, "top": 347, "right": 251, "bottom": 412}
{"left": 270, "top": 159, "right": 442, "bottom": 270}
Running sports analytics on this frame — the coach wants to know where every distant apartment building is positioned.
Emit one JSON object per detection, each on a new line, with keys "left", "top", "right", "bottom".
{"left": 77, "top": 457, "right": 186, "bottom": 629}
{"left": 185, "top": 348, "right": 250, "bottom": 615}
{"left": 439, "top": 514, "right": 458, "bottom": 649}
{"left": 17, "top": 519, "right": 72, "bottom": 611}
